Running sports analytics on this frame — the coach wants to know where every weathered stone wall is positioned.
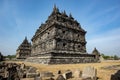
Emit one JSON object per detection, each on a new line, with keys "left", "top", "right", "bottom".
{"left": 26, "top": 53, "right": 97, "bottom": 64}
{"left": 31, "top": 27, "right": 56, "bottom": 55}
{"left": 26, "top": 57, "right": 96, "bottom": 64}
{"left": 55, "top": 25, "right": 86, "bottom": 53}
{"left": 31, "top": 23, "right": 87, "bottom": 56}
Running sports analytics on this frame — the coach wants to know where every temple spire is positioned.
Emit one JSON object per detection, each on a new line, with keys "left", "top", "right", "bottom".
{"left": 61, "top": 10, "right": 68, "bottom": 17}
{"left": 63, "top": 10, "right": 66, "bottom": 15}
{"left": 53, "top": 4, "right": 59, "bottom": 13}
{"left": 25, "top": 36, "right": 27, "bottom": 40}
{"left": 53, "top": 4, "right": 57, "bottom": 11}
{"left": 94, "top": 47, "right": 97, "bottom": 51}
{"left": 69, "top": 13, "right": 74, "bottom": 19}
{"left": 22, "top": 36, "right": 28, "bottom": 44}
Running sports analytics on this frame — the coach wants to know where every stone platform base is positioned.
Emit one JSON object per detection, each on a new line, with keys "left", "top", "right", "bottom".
{"left": 25, "top": 53, "right": 97, "bottom": 64}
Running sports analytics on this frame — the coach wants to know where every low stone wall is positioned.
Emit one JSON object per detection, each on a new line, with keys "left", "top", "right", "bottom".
{"left": 50, "top": 57, "right": 96, "bottom": 64}
{"left": 25, "top": 52, "right": 97, "bottom": 64}
{"left": 25, "top": 57, "right": 97, "bottom": 64}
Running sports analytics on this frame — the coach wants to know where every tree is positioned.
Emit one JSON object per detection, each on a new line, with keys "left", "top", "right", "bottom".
{"left": 101, "top": 54, "right": 110, "bottom": 59}
{"left": 113, "top": 55, "right": 119, "bottom": 60}
{"left": 5, "top": 55, "right": 16, "bottom": 60}
{"left": 101, "top": 53, "right": 120, "bottom": 60}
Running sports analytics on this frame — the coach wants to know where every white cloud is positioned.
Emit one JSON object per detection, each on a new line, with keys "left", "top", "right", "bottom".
{"left": 87, "top": 27, "right": 120, "bottom": 56}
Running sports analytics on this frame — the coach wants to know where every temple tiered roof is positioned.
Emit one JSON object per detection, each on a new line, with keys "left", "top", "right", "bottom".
{"left": 16, "top": 37, "right": 31, "bottom": 59}
{"left": 32, "top": 5, "right": 86, "bottom": 41}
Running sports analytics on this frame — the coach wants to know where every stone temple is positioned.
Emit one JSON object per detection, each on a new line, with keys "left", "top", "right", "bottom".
{"left": 16, "top": 37, "right": 31, "bottom": 59}
{"left": 26, "top": 5, "right": 100, "bottom": 64}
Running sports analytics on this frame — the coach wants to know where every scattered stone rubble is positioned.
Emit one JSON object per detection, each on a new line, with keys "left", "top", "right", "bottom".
{"left": 111, "top": 70, "right": 120, "bottom": 80}
{"left": 0, "top": 62, "right": 39, "bottom": 80}
{"left": 0, "top": 62, "right": 97, "bottom": 80}
{"left": 0, "top": 62, "right": 20, "bottom": 80}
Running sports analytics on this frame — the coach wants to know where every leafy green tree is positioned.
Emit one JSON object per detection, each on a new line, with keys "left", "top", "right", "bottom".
{"left": 113, "top": 55, "right": 119, "bottom": 60}
{"left": 101, "top": 54, "right": 115, "bottom": 60}
{"left": 6, "top": 55, "right": 16, "bottom": 60}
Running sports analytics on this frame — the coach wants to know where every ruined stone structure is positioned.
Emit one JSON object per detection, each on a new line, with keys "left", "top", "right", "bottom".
{"left": 92, "top": 48, "right": 100, "bottom": 61}
{"left": 26, "top": 5, "right": 99, "bottom": 64}
{"left": 16, "top": 37, "right": 31, "bottom": 59}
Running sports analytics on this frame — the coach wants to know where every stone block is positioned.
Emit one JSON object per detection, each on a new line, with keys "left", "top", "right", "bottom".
{"left": 57, "top": 70, "right": 62, "bottom": 74}
{"left": 82, "top": 77, "right": 92, "bottom": 80}
{"left": 56, "top": 75, "right": 65, "bottom": 80}
{"left": 110, "top": 70, "right": 120, "bottom": 80}
{"left": 26, "top": 66, "right": 40, "bottom": 78}
{"left": 26, "top": 73, "right": 39, "bottom": 78}
{"left": 34, "top": 76, "right": 42, "bottom": 80}
{"left": 73, "top": 69, "right": 82, "bottom": 78}
{"left": 62, "top": 70, "right": 72, "bottom": 79}
{"left": 28, "top": 67, "right": 37, "bottom": 73}
{"left": 82, "top": 66, "right": 97, "bottom": 80}
{"left": 21, "top": 63, "right": 26, "bottom": 69}
{"left": 40, "top": 71, "right": 54, "bottom": 77}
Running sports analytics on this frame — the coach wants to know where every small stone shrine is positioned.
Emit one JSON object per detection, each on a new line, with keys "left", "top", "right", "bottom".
{"left": 26, "top": 5, "right": 100, "bottom": 64}
{"left": 16, "top": 37, "right": 31, "bottom": 59}
{"left": 92, "top": 48, "right": 101, "bottom": 62}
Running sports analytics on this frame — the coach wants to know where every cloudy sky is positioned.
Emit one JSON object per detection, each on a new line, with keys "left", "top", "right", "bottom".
{"left": 0, "top": 0, "right": 120, "bottom": 56}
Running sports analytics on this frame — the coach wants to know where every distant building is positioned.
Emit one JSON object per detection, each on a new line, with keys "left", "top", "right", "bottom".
{"left": 16, "top": 37, "right": 31, "bottom": 59}
{"left": 0, "top": 52, "right": 4, "bottom": 61}
{"left": 26, "top": 5, "right": 99, "bottom": 64}
{"left": 92, "top": 48, "right": 101, "bottom": 61}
